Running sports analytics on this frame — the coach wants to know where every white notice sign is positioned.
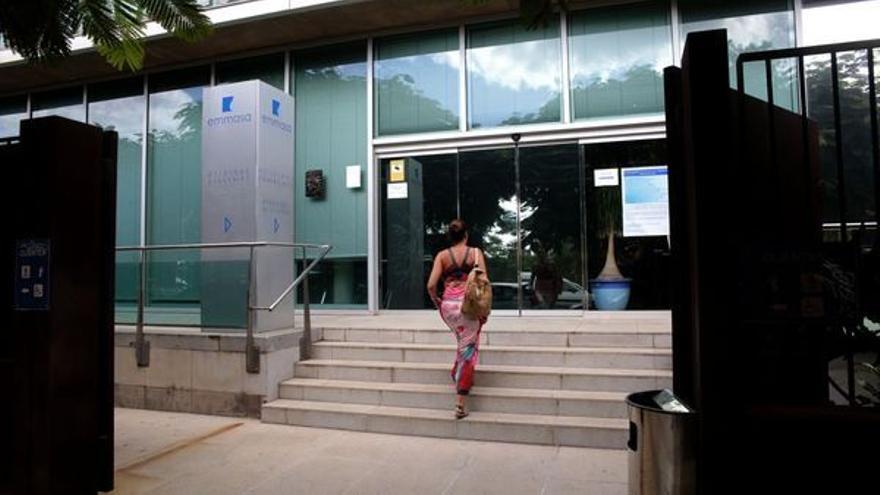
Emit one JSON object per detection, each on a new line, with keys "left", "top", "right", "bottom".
{"left": 621, "top": 166, "right": 669, "bottom": 237}
{"left": 346, "top": 165, "right": 361, "bottom": 189}
{"left": 387, "top": 182, "right": 408, "bottom": 199}
{"left": 594, "top": 168, "right": 619, "bottom": 187}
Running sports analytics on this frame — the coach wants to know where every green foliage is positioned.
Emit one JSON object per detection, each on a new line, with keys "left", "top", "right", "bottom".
{"left": 0, "top": 0, "right": 212, "bottom": 71}
{"left": 592, "top": 184, "right": 622, "bottom": 239}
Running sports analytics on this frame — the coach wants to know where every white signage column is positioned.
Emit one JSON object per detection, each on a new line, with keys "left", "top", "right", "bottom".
{"left": 201, "top": 81, "right": 295, "bottom": 332}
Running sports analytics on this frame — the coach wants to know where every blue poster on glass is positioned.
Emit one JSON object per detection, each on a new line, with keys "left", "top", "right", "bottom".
{"left": 14, "top": 239, "right": 50, "bottom": 311}
{"left": 621, "top": 166, "right": 669, "bottom": 237}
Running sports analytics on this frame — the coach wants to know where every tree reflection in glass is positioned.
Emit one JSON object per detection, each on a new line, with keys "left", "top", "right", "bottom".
{"left": 375, "top": 30, "right": 459, "bottom": 135}
{"left": 569, "top": 1, "right": 672, "bottom": 121}
{"left": 89, "top": 85, "right": 145, "bottom": 313}
{"left": 804, "top": 50, "right": 877, "bottom": 227}
{"left": 519, "top": 145, "right": 584, "bottom": 309}
{"left": 467, "top": 19, "right": 562, "bottom": 129}
{"left": 147, "top": 82, "right": 204, "bottom": 307}
{"left": 459, "top": 149, "right": 519, "bottom": 309}
{"left": 679, "top": 0, "right": 795, "bottom": 89}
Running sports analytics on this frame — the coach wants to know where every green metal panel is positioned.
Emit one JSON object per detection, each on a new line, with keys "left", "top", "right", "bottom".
{"left": 569, "top": 1, "right": 672, "bottom": 120}
{"left": 293, "top": 43, "right": 367, "bottom": 258}
{"left": 375, "top": 29, "right": 459, "bottom": 135}
{"left": 293, "top": 43, "right": 368, "bottom": 307}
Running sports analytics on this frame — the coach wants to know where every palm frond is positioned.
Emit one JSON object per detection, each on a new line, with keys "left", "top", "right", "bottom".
{"left": 0, "top": 0, "right": 80, "bottom": 63}
{"left": 79, "top": 0, "right": 147, "bottom": 70}
{"left": 138, "top": 0, "right": 212, "bottom": 42}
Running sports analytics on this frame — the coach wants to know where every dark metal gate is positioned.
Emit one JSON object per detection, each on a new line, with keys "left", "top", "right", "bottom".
{"left": 737, "top": 38, "right": 880, "bottom": 409}
{"left": 665, "top": 29, "right": 879, "bottom": 493}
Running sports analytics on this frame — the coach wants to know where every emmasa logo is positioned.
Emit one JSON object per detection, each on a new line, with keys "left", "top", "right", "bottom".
{"left": 207, "top": 95, "right": 252, "bottom": 127}
{"left": 261, "top": 99, "right": 292, "bottom": 134}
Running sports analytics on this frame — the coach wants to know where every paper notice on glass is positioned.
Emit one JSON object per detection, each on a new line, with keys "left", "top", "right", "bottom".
{"left": 621, "top": 166, "right": 669, "bottom": 237}
{"left": 594, "top": 168, "right": 619, "bottom": 187}
{"left": 387, "top": 182, "right": 408, "bottom": 199}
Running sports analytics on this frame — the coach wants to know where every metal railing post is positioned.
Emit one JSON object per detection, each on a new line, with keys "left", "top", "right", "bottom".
{"left": 245, "top": 245, "right": 260, "bottom": 374}
{"left": 135, "top": 248, "right": 150, "bottom": 367}
{"left": 301, "top": 246, "right": 312, "bottom": 361}
{"left": 117, "top": 242, "right": 331, "bottom": 370}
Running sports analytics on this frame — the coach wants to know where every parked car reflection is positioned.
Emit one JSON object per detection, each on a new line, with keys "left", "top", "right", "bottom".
{"left": 491, "top": 274, "right": 589, "bottom": 310}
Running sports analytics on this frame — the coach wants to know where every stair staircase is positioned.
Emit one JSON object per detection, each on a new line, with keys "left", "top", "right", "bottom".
{"left": 262, "top": 315, "right": 672, "bottom": 449}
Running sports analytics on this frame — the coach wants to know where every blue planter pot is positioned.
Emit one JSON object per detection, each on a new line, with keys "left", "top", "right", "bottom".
{"left": 589, "top": 279, "right": 631, "bottom": 310}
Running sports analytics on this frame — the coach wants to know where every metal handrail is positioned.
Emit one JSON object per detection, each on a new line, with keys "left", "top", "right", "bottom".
{"left": 116, "top": 241, "right": 332, "bottom": 373}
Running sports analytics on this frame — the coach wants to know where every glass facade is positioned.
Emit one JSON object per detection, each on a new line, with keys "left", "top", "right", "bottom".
{"left": 679, "top": 0, "right": 796, "bottom": 92}
{"left": 88, "top": 78, "right": 145, "bottom": 318}
{"left": 381, "top": 140, "right": 669, "bottom": 312}
{"left": 803, "top": 0, "right": 880, "bottom": 46}
{"left": 569, "top": 1, "right": 672, "bottom": 121}
{"left": 3, "top": 0, "right": 858, "bottom": 317}
{"left": 294, "top": 43, "right": 368, "bottom": 308}
{"left": 31, "top": 86, "right": 85, "bottom": 121}
{"left": 375, "top": 29, "right": 460, "bottom": 135}
{"left": 467, "top": 18, "right": 562, "bottom": 128}
{"left": 215, "top": 53, "right": 285, "bottom": 89}
{"left": 519, "top": 145, "right": 584, "bottom": 310}
{"left": 0, "top": 95, "right": 26, "bottom": 138}
{"left": 146, "top": 67, "right": 209, "bottom": 322}
{"left": 585, "top": 140, "right": 671, "bottom": 310}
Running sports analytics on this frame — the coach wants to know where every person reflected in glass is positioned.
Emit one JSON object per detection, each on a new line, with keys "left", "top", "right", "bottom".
{"left": 531, "top": 242, "right": 562, "bottom": 309}
{"left": 426, "top": 219, "right": 489, "bottom": 419}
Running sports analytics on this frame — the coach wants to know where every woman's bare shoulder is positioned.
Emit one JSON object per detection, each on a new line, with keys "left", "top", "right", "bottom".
{"left": 434, "top": 251, "right": 449, "bottom": 266}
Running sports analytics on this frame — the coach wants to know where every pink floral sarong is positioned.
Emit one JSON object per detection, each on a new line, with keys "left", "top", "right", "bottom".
{"left": 439, "top": 284, "right": 484, "bottom": 395}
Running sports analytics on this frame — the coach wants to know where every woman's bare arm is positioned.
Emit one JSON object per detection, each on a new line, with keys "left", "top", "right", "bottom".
{"left": 426, "top": 254, "right": 444, "bottom": 308}
{"left": 477, "top": 248, "right": 489, "bottom": 279}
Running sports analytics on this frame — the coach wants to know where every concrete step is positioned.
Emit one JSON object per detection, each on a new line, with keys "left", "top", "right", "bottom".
{"left": 278, "top": 378, "right": 628, "bottom": 418}
{"left": 319, "top": 326, "right": 671, "bottom": 349}
{"left": 312, "top": 341, "right": 671, "bottom": 370}
{"left": 262, "top": 399, "right": 627, "bottom": 448}
{"left": 295, "top": 359, "right": 672, "bottom": 392}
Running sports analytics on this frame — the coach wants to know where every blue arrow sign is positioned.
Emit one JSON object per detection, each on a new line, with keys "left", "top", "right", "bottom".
{"left": 224, "top": 217, "right": 232, "bottom": 233}
{"left": 273, "top": 217, "right": 280, "bottom": 234}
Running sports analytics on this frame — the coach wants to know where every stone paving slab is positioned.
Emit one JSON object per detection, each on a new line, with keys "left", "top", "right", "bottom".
{"left": 107, "top": 407, "right": 627, "bottom": 495}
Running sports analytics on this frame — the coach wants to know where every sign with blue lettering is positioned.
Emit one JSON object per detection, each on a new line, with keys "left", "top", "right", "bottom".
{"left": 621, "top": 166, "right": 670, "bottom": 237}
{"left": 200, "top": 81, "right": 295, "bottom": 331}
{"left": 14, "top": 239, "right": 50, "bottom": 311}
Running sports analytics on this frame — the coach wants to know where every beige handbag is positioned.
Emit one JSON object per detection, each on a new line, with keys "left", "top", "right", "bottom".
{"left": 461, "top": 252, "right": 492, "bottom": 319}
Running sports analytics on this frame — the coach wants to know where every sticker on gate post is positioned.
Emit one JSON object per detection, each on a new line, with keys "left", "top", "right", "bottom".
{"left": 14, "top": 239, "right": 50, "bottom": 311}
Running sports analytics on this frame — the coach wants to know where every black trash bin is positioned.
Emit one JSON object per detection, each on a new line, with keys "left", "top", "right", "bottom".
{"left": 626, "top": 389, "right": 698, "bottom": 495}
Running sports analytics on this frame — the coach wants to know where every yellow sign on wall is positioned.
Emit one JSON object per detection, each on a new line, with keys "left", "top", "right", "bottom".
{"left": 390, "top": 159, "right": 406, "bottom": 182}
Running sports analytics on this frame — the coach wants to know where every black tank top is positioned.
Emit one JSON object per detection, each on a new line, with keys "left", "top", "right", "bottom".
{"left": 442, "top": 247, "right": 474, "bottom": 282}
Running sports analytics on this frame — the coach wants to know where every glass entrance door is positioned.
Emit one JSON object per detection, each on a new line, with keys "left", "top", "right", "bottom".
{"left": 379, "top": 143, "right": 583, "bottom": 311}
{"left": 379, "top": 139, "right": 673, "bottom": 312}
{"left": 583, "top": 139, "right": 672, "bottom": 310}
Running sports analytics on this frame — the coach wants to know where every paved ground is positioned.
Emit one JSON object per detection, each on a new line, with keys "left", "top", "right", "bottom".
{"left": 108, "top": 408, "right": 628, "bottom": 495}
